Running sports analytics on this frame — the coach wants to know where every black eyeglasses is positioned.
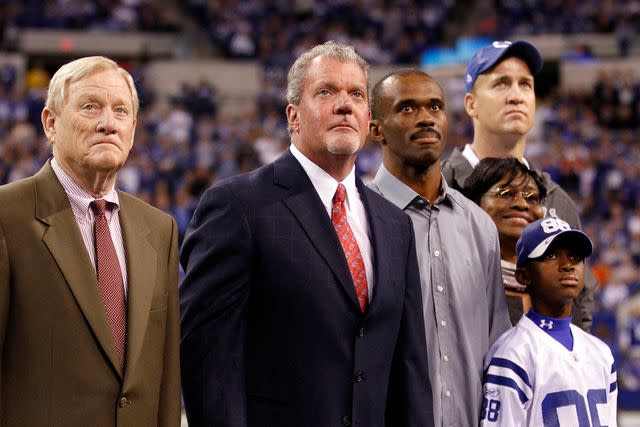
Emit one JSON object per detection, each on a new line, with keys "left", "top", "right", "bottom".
{"left": 485, "top": 187, "right": 544, "bottom": 206}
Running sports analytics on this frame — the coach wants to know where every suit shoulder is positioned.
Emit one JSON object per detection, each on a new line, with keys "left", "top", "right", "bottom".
{"left": 205, "top": 162, "right": 274, "bottom": 200}
{"left": 118, "top": 190, "right": 175, "bottom": 227}
{"left": 0, "top": 176, "right": 37, "bottom": 221}
{"left": 537, "top": 171, "right": 581, "bottom": 227}
{"left": 441, "top": 147, "right": 471, "bottom": 190}
{"left": 0, "top": 175, "right": 35, "bottom": 201}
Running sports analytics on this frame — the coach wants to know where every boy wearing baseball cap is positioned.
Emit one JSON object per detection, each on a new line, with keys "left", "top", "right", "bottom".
{"left": 480, "top": 218, "right": 617, "bottom": 426}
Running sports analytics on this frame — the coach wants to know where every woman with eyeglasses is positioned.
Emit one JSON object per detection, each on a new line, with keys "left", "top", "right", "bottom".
{"left": 463, "top": 157, "right": 547, "bottom": 325}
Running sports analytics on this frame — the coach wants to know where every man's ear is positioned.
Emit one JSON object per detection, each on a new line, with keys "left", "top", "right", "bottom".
{"left": 41, "top": 108, "right": 56, "bottom": 143}
{"left": 515, "top": 267, "right": 531, "bottom": 288}
{"left": 464, "top": 92, "right": 477, "bottom": 119}
{"left": 286, "top": 104, "right": 299, "bottom": 134}
{"left": 369, "top": 119, "right": 385, "bottom": 145}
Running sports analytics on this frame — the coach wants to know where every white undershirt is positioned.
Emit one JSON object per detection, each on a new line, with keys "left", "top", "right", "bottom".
{"left": 462, "top": 144, "right": 530, "bottom": 168}
{"left": 289, "top": 144, "right": 374, "bottom": 299}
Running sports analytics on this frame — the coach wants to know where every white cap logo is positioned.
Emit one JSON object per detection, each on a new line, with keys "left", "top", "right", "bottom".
{"left": 492, "top": 41, "right": 512, "bottom": 49}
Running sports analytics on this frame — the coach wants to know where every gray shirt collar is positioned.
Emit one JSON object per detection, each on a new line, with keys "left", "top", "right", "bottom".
{"left": 372, "top": 164, "right": 450, "bottom": 210}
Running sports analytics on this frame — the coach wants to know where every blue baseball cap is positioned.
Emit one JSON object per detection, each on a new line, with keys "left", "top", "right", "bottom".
{"left": 516, "top": 218, "right": 593, "bottom": 268}
{"left": 465, "top": 40, "right": 543, "bottom": 92}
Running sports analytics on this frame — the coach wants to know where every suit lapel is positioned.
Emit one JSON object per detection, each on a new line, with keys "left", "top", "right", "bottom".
{"left": 118, "top": 192, "right": 156, "bottom": 379}
{"left": 35, "top": 162, "right": 123, "bottom": 377}
{"left": 275, "top": 151, "right": 361, "bottom": 312}
{"left": 449, "top": 148, "right": 473, "bottom": 189}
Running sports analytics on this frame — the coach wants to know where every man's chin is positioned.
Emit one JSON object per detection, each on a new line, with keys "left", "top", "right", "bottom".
{"left": 87, "top": 152, "right": 128, "bottom": 173}
{"left": 326, "top": 139, "right": 361, "bottom": 156}
{"left": 500, "top": 122, "right": 532, "bottom": 136}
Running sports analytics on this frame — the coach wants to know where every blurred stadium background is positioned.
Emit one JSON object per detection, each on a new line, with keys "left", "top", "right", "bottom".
{"left": 1, "top": 0, "right": 639, "bottom": 424}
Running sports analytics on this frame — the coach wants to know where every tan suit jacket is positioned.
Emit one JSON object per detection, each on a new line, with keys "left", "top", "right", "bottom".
{"left": 0, "top": 161, "right": 180, "bottom": 426}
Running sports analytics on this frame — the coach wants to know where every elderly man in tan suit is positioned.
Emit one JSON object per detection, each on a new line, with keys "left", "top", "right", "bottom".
{"left": 0, "top": 56, "right": 180, "bottom": 426}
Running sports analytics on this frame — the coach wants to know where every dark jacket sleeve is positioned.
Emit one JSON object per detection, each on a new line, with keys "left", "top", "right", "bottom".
{"left": 385, "top": 217, "right": 434, "bottom": 427}
{"left": 179, "top": 184, "right": 251, "bottom": 427}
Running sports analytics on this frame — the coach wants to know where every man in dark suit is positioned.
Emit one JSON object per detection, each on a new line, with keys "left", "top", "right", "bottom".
{"left": 0, "top": 57, "right": 181, "bottom": 426}
{"left": 180, "top": 41, "right": 433, "bottom": 427}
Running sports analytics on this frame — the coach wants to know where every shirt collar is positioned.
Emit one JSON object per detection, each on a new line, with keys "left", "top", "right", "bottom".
{"left": 461, "top": 144, "right": 481, "bottom": 168}
{"left": 372, "top": 164, "right": 449, "bottom": 210}
{"left": 462, "top": 143, "right": 530, "bottom": 168}
{"left": 526, "top": 309, "right": 572, "bottom": 332}
{"left": 289, "top": 144, "right": 358, "bottom": 211}
{"left": 51, "top": 157, "right": 120, "bottom": 223}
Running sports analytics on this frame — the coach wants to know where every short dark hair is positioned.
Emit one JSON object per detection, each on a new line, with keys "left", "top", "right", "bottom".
{"left": 370, "top": 68, "right": 437, "bottom": 120}
{"left": 462, "top": 157, "right": 547, "bottom": 205}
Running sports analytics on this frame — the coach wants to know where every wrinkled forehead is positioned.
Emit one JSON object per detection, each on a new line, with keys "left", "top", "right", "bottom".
{"left": 65, "top": 69, "right": 134, "bottom": 104}
{"left": 303, "top": 56, "right": 368, "bottom": 91}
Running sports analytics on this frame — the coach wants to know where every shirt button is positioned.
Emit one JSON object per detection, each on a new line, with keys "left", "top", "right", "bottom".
{"left": 443, "top": 355, "right": 449, "bottom": 362}
{"left": 445, "top": 390, "right": 452, "bottom": 397}
{"left": 440, "top": 320, "right": 447, "bottom": 327}
{"left": 358, "top": 327, "right": 365, "bottom": 338}
{"left": 434, "top": 250, "right": 441, "bottom": 257}
{"left": 436, "top": 285, "right": 444, "bottom": 292}
{"left": 354, "top": 371, "right": 365, "bottom": 382}
{"left": 342, "top": 415, "right": 352, "bottom": 426}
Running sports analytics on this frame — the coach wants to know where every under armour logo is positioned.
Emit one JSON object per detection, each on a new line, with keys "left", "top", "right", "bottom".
{"left": 539, "top": 319, "right": 554, "bottom": 330}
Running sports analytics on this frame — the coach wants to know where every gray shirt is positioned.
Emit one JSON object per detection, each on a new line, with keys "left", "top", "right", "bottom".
{"left": 370, "top": 165, "right": 511, "bottom": 427}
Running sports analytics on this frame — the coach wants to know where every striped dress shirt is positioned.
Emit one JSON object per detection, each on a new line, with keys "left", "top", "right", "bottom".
{"left": 50, "top": 158, "right": 128, "bottom": 297}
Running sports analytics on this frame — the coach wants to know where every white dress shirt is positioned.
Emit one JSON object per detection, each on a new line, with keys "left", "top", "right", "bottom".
{"left": 289, "top": 144, "right": 374, "bottom": 298}
{"left": 462, "top": 143, "right": 530, "bottom": 168}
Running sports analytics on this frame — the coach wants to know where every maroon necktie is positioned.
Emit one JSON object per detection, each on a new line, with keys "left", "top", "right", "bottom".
{"left": 91, "top": 199, "right": 127, "bottom": 370}
{"left": 331, "top": 183, "right": 368, "bottom": 312}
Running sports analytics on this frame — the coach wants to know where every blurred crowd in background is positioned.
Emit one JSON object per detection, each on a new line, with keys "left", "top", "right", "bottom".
{"left": 0, "top": 0, "right": 640, "bottom": 404}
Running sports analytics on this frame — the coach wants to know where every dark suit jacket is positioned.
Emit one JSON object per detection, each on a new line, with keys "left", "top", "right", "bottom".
{"left": 0, "top": 161, "right": 181, "bottom": 426}
{"left": 442, "top": 147, "right": 596, "bottom": 330}
{"left": 180, "top": 149, "right": 433, "bottom": 427}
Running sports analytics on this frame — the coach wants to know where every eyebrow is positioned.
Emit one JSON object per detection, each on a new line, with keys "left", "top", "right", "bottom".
{"left": 75, "top": 92, "right": 131, "bottom": 107}
{"left": 394, "top": 96, "right": 444, "bottom": 107}
{"left": 490, "top": 73, "right": 534, "bottom": 83}
{"left": 313, "top": 80, "right": 367, "bottom": 93}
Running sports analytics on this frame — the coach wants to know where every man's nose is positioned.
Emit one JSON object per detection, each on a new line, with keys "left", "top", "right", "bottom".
{"left": 507, "top": 84, "right": 525, "bottom": 104}
{"left": 334, "top": 92, "right": 353, "bottom": 114}
{"left": 416, "top": 107, "right": 434, "bottom": 126}
{"left": 97, "top": 110, "right": 117, "bottom": 134}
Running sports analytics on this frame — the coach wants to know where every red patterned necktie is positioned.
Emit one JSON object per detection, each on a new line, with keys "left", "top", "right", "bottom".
{"left": 331, "top": 183, "right": 368, "bottom": 312}
{"left": 91, "top": 199, "right": 127, "bottom": 370}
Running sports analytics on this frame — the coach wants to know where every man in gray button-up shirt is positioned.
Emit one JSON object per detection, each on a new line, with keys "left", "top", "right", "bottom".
{"left": 368, "top": 69, "right": 511, "bottom": 426}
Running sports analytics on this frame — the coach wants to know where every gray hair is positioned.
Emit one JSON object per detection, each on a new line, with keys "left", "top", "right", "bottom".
{"left": 286, "top": 41, "right": 369, "bottom": 106}
{"left": 45, "top": 56, "right": 139, "bottom": 116}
